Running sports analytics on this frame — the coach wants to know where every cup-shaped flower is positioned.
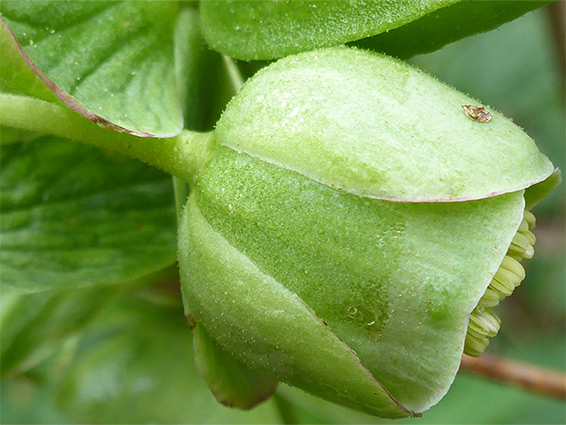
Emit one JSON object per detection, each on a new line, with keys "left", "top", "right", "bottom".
{"left": 178, "top": 47, "right": 558, "bottom": 418}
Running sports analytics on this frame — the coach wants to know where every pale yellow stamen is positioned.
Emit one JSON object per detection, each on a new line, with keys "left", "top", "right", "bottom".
{"left": 464, "top": 209, "right": 536, "bottom": 357}
{"left": 524, "top": 210, "right": 536, "bottom": 229}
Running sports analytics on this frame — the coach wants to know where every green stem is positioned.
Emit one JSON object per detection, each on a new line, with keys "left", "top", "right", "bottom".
{"left": 0, "top": 94, "right": 214, "bottom": 186}
{"left": 223, "top": 55, "right": 245, "bottom": 92}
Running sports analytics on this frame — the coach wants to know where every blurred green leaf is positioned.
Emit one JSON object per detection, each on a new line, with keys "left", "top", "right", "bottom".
{"left": 0, "top": 1, "right": 182, "bottom": 136}
{"left": 425, "top": 337, "right": 565, "bottom": 424}
{"left": 54, "top": 295, "right": 284, "bottom": 424}
{"left": 522, "top": 245, "right": 566, "bottom": 317}
{"left": 0, "top": 265, "right": 178, "bottom": 379}
{"left": 1, "top": 287, "right": 115, "bottom": 379}
{"left": 1, "top": 379, "right": 68, "bottom": 424}
{"left": 0, "top": 137, "right": 177, "bottom": 293}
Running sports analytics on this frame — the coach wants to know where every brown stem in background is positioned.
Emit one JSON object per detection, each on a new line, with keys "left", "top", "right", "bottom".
{"left": 460, "top": 354, "right": 566, "bottom": 400}
{"left": 547, "top": 1, "right": 565, "bottom": 81}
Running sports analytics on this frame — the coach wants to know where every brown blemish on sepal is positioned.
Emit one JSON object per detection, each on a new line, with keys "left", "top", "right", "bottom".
{"left": 462, "top": 105, "right": 492, "bottom": 123}
{"left": 186, "top": 313, "right": 197, "bottom": 330}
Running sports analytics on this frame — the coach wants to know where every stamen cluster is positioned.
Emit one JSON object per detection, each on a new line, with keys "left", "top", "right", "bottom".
{"left": 464, "top": 210, "right": 537, "bottom": 356}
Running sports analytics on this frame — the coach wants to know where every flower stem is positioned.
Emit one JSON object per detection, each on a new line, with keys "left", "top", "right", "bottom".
{"left": 223, "top": 55, "right": 245, "bottom": 92}
{"left": 0, "top": 93, "right": 214, "bottom": 185}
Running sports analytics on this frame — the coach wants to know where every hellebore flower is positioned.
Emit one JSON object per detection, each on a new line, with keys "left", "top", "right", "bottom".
{"left": 178, "top": 47, "right": 559, "bottom": 418}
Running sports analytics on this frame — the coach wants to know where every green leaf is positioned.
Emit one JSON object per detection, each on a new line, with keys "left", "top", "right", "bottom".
{"left": 200, "top": 0, "right": 450, "bottom": 60}
{"left": 200, "top": 0, "right": 548, "bottom": 61}
{"left": 0, "top": 1, "right": 182, "bottom": 136}
{"left": 216, "top": 47, "right": 554, "bottom": 202}
{"left": 354, "top": 1, "right": 551, "bottom": 59}
{"left": 0, "top": 136, "right": 177, "bottom": 293}
{"left": 54, "top": 295, "right": 285, "bottom": 424}
{"left": 0, "top": 18, "right": 59, "bottom": 103}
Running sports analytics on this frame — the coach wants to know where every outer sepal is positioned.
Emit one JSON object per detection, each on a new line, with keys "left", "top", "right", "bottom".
{"left": 192, "top": 322, "right": 278, "bottom": 410}
{"left": 216, "top": 47, "right": 554, "bottom": 203}
{"left": 179, "top": 195, "right": 413, "bottom": 418}
{"left": 525, "top": 168, "right": 562, "bottom": 209}
{"left": 185, "top": 147, "right": 526, "bottom": 414}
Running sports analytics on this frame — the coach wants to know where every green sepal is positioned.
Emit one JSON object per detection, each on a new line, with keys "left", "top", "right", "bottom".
{"left": 192, "top": 323, "right": 279, "bottom": 409}
{"left": 216, "top": 47, "right": 554, "bottom": 202}
{"left": 185, "top": 146, "right": 527, "bottom": 414}
{"left": 179, "top": 195, "right": 412, "bottom": 418}
{"left": 524, "top": 168, "right": 562, "bottom": 209}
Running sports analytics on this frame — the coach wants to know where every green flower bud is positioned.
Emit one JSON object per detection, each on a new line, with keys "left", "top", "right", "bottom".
{"left": 178, "top": 47, "right": 558, "bottom": 418}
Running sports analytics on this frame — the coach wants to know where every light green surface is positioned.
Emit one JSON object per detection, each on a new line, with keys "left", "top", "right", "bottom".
{"left": 217, "top": 48, "right": 553, "bottom": 202}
